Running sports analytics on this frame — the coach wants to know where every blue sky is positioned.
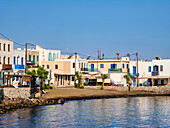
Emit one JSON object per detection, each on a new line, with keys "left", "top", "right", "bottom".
{"left": 1, "top": 0, "right": 170, "bottom": 60}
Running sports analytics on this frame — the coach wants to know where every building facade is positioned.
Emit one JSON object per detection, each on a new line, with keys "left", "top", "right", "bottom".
{"left": 0, "top": 38, "right": 13, "bottom": 86}
{"left": 36, "top": 45, "right": 61, "bottom": 65}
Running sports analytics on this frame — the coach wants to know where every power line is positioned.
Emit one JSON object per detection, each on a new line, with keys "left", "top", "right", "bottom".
{"left": 0, "top": 32, "right": 25, "bottom": 46}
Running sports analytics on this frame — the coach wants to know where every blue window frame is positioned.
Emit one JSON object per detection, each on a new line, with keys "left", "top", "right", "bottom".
{"left": 100, "top": 64, "right": 104, "bottom": 68}
{"left": 148, "top": 66, "right": 151, "bottom": 72}
{"left": 14, "top": 57, "right": 16, "bottom": 65}
{"left": 123, "top": 64, "right": 125, "bottom": 68}
{"left": 21, "top": 57, "right": 23, "bottom": 65}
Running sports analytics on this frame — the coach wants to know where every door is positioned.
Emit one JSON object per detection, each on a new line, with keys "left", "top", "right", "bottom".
{"left": 133, "top": 66, "right": 136, "bottom": 75}
{"left": 91, "top": 64, "right": 94, "bottom": 71}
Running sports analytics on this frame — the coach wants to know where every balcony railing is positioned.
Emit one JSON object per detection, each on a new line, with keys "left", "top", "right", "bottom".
{"left": 80, "top": 68, "right": 88, "bottom": 72}
{"left": 108, "top": 68, "right": 122, "bottom": 72}
{"left": 152, "top": 71, "right": 159, "bottom": 76}
{"left": 27, "top": 60, "right": 35, "bottom": 65}
{"left": 88, "top": 68, "right": 99, "bottom": 72}
{"left": 15, "top": 65, "right": 25, "bottom": 69}
{"left": 2, "top": 64, "right": 12, "bottom": 70}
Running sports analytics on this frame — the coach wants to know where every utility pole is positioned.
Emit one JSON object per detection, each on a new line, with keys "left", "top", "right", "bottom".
{"left": 136, "top": 52, "right": 139, "bottom": 87}
{"left": 96, "top": 48, "right": 102, "bottom": 59}
{"left": 25, "top": 43, "right": 28, "bottom": 73}
{"left": 74, "top": 52, "right": 77, "bottom": 87}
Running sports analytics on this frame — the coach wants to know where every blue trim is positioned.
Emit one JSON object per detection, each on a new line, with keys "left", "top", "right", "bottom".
{"left": 148, "top": 66, "right": 151, "bottom": 72}
{"left": 15, "top": 65, "right": 25, "bottom": 69}
{"left": 14, "top": 57, "right": 16, "bottom": 65}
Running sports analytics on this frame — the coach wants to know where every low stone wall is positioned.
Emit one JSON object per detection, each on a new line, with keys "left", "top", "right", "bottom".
{"left": 85, "top": 86, "right": 170, "bottom": 93}
{"left": 3, "top": 88, "right": 32, "bottom": 99}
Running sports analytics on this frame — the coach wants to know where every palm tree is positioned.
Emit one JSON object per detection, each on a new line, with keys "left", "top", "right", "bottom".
{"left": 101, "top": 74, "right": 108, "bottom": 90}
{"left": 123, "top": 74, "right": 135, "bottom": 91}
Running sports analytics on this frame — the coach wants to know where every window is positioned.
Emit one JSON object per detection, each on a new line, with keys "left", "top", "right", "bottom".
{"left": 123, "top": 64, "right": 125, "bottom": 68}
{"left": 4, "top": 44, "right": 5, "bottom": 51}
{"left": 148, "top": 66, "right": 151, "bottom": 72}
{"left": 0, "top": 43, "right": 1, "bottom": 50}
{"left": 14, "top": 57, "right": 16, "bottom": 65}
{"left": 127, "top": 64, "right": 129, "bottom": 69}
{"left": 55, "top": 65, "right": 58, "bottom": 69}
{"left": 160, "top": 65, "right": 163, "bottom": 71}
{"left": 47, "top": 65, "right": 50, "bottom": 69}
{"left": 33, "top": 55, "right": 35, "bottom": 62}
{"left": 8, "top": 57, "right": 10, "bottom": 64}
{"left": 37, "top": 56, "right": 39, "bottom": 61}
{"left": 8, "top": 44, "right": 10, "bottom": 51}
{"left": 3, "top": 57, "right": 5, "bottom": 64}
{"left": 29, "top": 55, "right": 31, "bottom": 61}
{"left": 73, "top": 63, "right": 75, "bottom": 68}
{"left": 100, "top": 64, "right": 104, "bottom": 68}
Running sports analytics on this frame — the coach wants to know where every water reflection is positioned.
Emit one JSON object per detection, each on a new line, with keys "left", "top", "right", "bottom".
{"left": 0, "top": 96, "right": 170, "bottom": 127}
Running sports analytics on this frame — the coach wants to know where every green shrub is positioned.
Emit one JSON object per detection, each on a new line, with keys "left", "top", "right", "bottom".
{"left": 100, "top": 86, "right": 103, "bottom": 90}
{"left": 42, "top": 84, "right": 53, "bottom": 89}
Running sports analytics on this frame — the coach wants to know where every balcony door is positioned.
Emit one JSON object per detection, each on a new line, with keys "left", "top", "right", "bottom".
{"left": 91, "top": 64, "right": 94, "bottom": 71}
{"left": 153, "top": 65, "right": 159, "bottom": 72}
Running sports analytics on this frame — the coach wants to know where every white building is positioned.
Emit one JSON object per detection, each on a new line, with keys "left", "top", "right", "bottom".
{"left": 129, "top": 59, "right": 170, "bottom": 86}
{"left": 0, "top": 38, "right": 13, "bottom": 86}
{"left": 36, "top": 45, "right": 61, "bottom": 65}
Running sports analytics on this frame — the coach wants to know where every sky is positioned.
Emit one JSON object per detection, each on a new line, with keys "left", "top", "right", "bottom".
{"left": 0, "top": 0, "right": 170, "bottom": 60}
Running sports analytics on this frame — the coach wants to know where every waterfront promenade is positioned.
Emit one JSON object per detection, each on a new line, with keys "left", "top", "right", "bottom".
{"left": 42, "top": 87, "right": 170, "bottom": 100}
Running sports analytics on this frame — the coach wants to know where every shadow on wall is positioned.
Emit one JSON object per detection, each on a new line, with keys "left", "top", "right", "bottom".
{"left": 0, "top": 89, "right": 4, "bottom": 104}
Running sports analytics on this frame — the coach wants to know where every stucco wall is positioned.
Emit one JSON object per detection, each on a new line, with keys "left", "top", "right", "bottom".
{"left": 3, "top": 88, "right": 32, "bottom": 99}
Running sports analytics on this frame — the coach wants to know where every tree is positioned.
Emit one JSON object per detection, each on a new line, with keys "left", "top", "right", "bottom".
{"left": 101, "top": 74, "right": 108, "bottom": 90}
{"left": 26, "top": 67, "right": 49, "bottom": 97}
{"left": 75, "top": 71, "right": 82, "bottom": 88}
{"left": 123, "top": 74, "right": 135, "bottom": 91}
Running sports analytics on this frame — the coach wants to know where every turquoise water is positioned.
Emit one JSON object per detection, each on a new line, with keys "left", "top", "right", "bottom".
{"left": 0, "top": 96, "right": 170, "bottom": 128}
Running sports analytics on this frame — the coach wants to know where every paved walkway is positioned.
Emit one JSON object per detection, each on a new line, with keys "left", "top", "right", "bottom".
{"left": 42, "top": 88, "right": 170, "bottom": 100}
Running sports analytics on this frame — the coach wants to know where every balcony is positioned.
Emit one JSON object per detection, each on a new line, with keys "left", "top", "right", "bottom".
{"left": 15, "top": 65, "right": 25, "bottom": 69}
{"left": 108, "top": 68, "right": 122, "bottom": 72}
{"left": 27, "top": 60, "right": 35, "bottom": 65}
{"left": 152, "top": 71, "right": 159, "bottom": 76}
{"left": 88, "top": 68, "right": 98, "bottom": 72}
{"left": 2, "top": 64, "right": 12, "bottom": 70}
{"left": 80, "top": 68, "right": 88, "bottom": 72}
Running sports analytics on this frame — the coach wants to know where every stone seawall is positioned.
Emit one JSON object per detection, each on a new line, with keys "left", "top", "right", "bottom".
{"left": 3, "top": 88, "right": 32, "bottom": 99}
{"left": 85, "top": 86, "right": 170, "bottom": 93}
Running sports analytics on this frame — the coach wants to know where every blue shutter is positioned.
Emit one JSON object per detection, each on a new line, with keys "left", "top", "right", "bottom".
{"left": 21, "top": 57, "right": 23, "bottom": 65}
{"left": 148, "top": 66, "right": 151, "bottom": 72}
{"left": 14, "top": 57, "right": 16, "bottom": 65}
{"left": 123, "top": 64, "right": 125, "bottom": 68}
{"left": 127, "top": 64, "right": 129, "bottom": 69}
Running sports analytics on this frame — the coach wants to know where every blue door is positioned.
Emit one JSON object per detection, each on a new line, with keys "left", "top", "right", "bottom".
{"left": 21, "top": 57, "right": 23, "bottom": 65}
{"left": 111, "top": 64, "right": 113, "bottom": 69}
{"left": 133, "top": 66, "right": 136, "bottom": 76}
{"left": 91, "top": 64, "right": 94, "bottom": 71}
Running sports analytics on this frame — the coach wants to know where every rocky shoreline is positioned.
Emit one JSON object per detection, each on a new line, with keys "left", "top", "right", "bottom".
{"left": 1, "top": 92, "right": 170, "bottom": 114}
{"left": 0, "top": 96, "right": 65, "bottom": 114}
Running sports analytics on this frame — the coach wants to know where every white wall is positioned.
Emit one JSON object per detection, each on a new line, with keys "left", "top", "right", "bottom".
{"left": 110, "top": 72, "right": 127, "bottom": 86}
{"left": 36, "top": 45, "right": 61, "bottom": 65}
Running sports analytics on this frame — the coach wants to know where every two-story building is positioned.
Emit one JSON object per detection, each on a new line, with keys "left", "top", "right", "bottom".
{"left": 0, "top": 38, "right": 13, "bottom": 86}
{"left": 86, "top": 57, "right": 129, "bottom": 86}
{"left": 129, "top": 59, "right": 170, "bottom": 86}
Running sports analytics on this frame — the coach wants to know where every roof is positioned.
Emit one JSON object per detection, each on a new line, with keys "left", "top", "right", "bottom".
{"left": 88, "top": 59, "right": 129, "bottom": 62}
